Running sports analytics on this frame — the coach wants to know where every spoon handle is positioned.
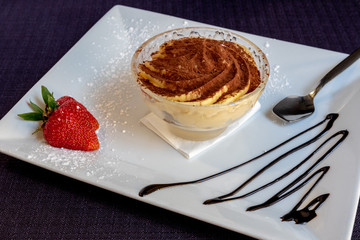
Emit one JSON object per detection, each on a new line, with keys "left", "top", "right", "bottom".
{"left": 310, "top": 47, "right": 360, "bottom": 98}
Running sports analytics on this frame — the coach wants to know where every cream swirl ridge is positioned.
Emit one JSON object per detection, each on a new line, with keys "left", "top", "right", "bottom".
{"left": 137, "top": 37, "right": 261, "bottom": 105}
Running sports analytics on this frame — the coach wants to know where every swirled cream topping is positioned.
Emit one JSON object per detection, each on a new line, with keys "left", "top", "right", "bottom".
{"left": 137, "top": 37, "right": 261, "bottom": 105}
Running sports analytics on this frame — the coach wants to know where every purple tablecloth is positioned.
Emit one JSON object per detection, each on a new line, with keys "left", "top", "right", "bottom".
{"left": 1, "top": 0, "right": 360, "bottom": 239}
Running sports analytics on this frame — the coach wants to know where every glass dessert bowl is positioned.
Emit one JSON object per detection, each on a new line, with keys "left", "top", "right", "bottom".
{"left": 131, "top": 27, "right": 270, "bottom": 140}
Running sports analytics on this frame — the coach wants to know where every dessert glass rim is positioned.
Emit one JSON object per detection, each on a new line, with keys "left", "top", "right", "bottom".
{"left": 131, "top": 26, "right": 270, "bottom": 109}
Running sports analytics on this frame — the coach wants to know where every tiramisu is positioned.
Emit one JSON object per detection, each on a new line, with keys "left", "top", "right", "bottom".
{"left": 137, "top": 37, "right": 261, "bottom": 105}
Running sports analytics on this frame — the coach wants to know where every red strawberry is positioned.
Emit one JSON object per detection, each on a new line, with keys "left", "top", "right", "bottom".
{"left": 56, "top": 96, "right": 75, "bottom": 105}
{"left": 56, "top": 96, "right": 99, "bottom": 130}
{"left": 18, "top": 86, "right": 100, "bottom": 151}
{"left": 43, "top": 100, "right": 99, "bottom": 150}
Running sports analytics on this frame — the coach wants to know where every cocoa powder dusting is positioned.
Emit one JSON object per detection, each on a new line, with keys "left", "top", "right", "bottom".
{"left": 138, "top": 37, "right": 261, "bottom": 104}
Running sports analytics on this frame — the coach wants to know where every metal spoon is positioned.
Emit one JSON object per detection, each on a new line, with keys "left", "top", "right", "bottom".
{"left": 273, "top": 47, "right": 360, "bottom": 122}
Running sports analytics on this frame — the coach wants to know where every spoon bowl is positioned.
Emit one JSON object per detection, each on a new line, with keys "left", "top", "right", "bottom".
{"left": 273, "top": 95, "right": 315, "bottom": 122}
{"left": 273, "top": 47, "right": 360, "bottom": 122}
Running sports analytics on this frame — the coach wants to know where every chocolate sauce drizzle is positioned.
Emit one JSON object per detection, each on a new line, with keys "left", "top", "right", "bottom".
{"left": 139, "top": 113, "right": 348, "bottom": 224}
{"left": 204, "top": 130, "right": 348, "bottom": 206}
{"left": 281, "top": 192, "right": 330, "bottom": 224}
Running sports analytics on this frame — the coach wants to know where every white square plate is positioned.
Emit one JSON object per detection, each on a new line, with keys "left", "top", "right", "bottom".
{"left": 1, "top": 5, "right": 360, "bottom": 240}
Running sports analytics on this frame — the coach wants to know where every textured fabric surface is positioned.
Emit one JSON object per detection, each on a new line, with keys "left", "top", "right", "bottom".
{"left": 1, "top": 0, "right": 360, "bottom": 239}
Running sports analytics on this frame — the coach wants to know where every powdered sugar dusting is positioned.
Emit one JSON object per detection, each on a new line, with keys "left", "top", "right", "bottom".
{"left": 21, "top": 142, "right": 142, "bottom": 184}
{"left": 265, "top": 64, "right": 291, "bottom": 97}
{"left": 264, "top": 41, "right": 270, "bottom": 49}
{"left": 260, "top": 41, "right": 291, "bottom": 101}
{"left": 20, "top": 15, "right": 164, "bottom": 178}
{"left": 29, "top": 144, "right": 99, "bottom": 172}
{"left": 79, "top": 16, "right": 163, "bottom": 165}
